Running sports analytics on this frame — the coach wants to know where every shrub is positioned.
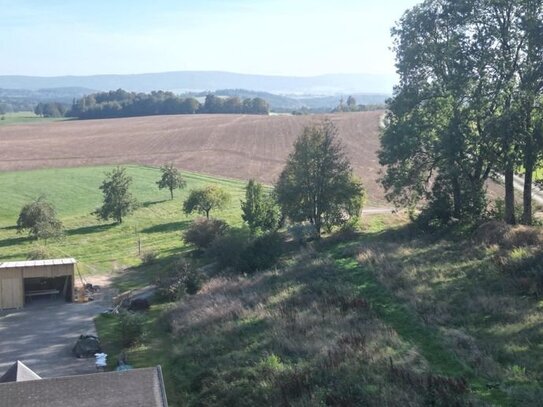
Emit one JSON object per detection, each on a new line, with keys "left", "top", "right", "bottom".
{"left": 488, "top": 198, "right": 524, "bottom": 224}
{"left": 140, "top": 250, "right": 158, "bottom": 265}
{"left": 155, "top": 278, "right": 183, "bottom": 303}
{"left": 474, "top": 221, "right": 512, "bottom": 246}
{"left": 183, "top": 217, "right": 229, "bottom": 250}
{"left": 155, "top": 259, "right": 203, "bottom": 301}
{"left": 184, "top": 267, "right": 203, "bottom": 295}
{"left": 118, "top": 311, "right": 145, "bottom": 347}
{"left": 239, "top": 232, "right": 283, "bottom": 274}
{"left": 27, "top": 245, "right": 50, "bottom": 260}
{"left": 474, "top": 221, "right": 542, "bottom": 248}
{"left": 288, "top": 222, "right": 318, "bottom": 245}
{"left": 128, "top": 298, "right": 150, "bottom": 312}
{"left": 207, "top": 229, "right": 249, "bottom": 270}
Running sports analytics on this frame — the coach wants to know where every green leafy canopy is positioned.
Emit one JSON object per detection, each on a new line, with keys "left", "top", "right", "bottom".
{"left": 94, "top": 166, "right": 138, "bottom": 224}
{"left": 183, "top": 185, "right": 231, "bottom": 219}
{"left": 275, "top": 120, "right": 365, "bottom": 235}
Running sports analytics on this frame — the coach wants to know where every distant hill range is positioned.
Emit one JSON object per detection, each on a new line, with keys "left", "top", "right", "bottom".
{"left": 0, "top": 71, "right": 395, "bottom": 95}
{"left": 187, "top": 89, "right": 388, "bottom": 111}
{"left": 0, "top": 71, "right": 392, "bottom": 112}
{"left": 0, "top": 87, "right": 96, "bottom": 112}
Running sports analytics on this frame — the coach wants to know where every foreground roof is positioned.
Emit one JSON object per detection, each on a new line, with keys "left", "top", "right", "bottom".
{"left": 0, "top": 366, "right": 168, "bottom": 407}
{"left": 0, "top": 361, "right": 41, "bottom": 383}
{"left": 0, "top": 258, "right": 76, "bottom": 269}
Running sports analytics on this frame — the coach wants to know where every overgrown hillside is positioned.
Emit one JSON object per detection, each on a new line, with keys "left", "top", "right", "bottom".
{"left": 97, "top": 215, "right": 543, "bottom": 406}
{"left": 1, "top": 166, "right": 541, "bottom": 405}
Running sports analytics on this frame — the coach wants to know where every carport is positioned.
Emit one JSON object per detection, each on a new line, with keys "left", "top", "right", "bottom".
{"left": 0, "top": 258, "right": 76, "bottom": 310}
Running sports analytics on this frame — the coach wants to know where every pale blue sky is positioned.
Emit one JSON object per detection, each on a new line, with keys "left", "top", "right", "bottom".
{"left": 0, "top": 0, "right": 420, "bottom": 77}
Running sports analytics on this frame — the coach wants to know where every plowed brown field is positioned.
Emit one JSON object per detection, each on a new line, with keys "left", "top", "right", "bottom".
{"left": 0, "top": 111, "right": 386, "bottom": 202}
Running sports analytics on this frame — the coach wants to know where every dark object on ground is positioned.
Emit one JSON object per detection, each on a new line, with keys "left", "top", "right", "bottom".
{"left": 85, "top": 283, "right": 100, "bottom": 292}
{"left": 72, "top": 335, "right": 102, "bottom": 358}
{"left": 128, "top": 298, "right": 150, "bottom": 312}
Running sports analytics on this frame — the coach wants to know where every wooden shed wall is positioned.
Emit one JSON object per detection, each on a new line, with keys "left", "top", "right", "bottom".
{"left": 22, "top": 264, "right": 74, "bottom": 279}
{"left": 0, "top": 264, "right": 75, "bottom": 309}
{"left": 0, "top": 269, "right": 24, "bottom": 309}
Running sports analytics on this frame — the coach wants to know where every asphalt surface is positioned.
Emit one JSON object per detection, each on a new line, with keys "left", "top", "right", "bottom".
{"left": 0, "top": 297, "right": 108, "bottom": 379}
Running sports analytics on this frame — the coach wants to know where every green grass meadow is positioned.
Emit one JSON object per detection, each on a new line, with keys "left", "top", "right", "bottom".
{"left": 0, "top": 165, "right": 245, "bottom": 279}
{"left": 0, "top": 111, "right": 68, "bottom": 126}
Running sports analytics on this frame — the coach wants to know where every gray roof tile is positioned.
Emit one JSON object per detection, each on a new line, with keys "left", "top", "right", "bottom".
{"left": 0, "top": 366, "right": 168, "bottom": 407}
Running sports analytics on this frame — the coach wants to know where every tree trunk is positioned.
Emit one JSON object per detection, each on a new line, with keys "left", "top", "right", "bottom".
{"left": 522, "top": 157, "right": 534, "bottom": 225}
{"left": 205, "top": 210, "right": 210, "bottom": 219}
{"left": 504, "top": 166, "right": 516, "bottom": 225}
{"left": 170, "top": 188, "right": 174, "bottom": 200}
{"left": 451, "top": 177, "right": 462, "bottom": 219}
{"left": 314, "top": 217, "right": 321, "bottom": 238}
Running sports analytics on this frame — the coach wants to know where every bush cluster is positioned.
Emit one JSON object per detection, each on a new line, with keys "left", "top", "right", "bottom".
{"left": 140, "top": 250, "right": 158, "bottom": 265}
{"left": 156, "top": 259, "right": 203, "bottom": 302}
{"left": 27, "top": 245, "right": 50, "bottom": 260}
{"left": 183, "top": 218, "right": 229, "bottom": 250}
{"left": 118, "top": 311, "right": 145, "bottom": 347}
{"left": 207, "top": 229, "right": 283, "bottom": 274}
{"left": 239, "top": 232, "right": 283, "bottom": 274}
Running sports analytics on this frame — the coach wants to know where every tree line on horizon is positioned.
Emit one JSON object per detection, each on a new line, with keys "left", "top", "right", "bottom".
{"left": 37, "top": 89, "right": 270, "bottom": 119}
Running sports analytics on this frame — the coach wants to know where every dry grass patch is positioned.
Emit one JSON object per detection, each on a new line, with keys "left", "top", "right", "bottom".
{"left": 163, "top": 251, "right": 462, "bottom": 406}
{"left": 474, "top": 221, "right": 543, "bottom": 249}
{"left": 351, "top": 222, "right": 543, "bottom": 405}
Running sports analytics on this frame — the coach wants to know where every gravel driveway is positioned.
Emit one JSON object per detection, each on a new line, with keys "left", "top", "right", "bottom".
{"left": 0, "top": 297, "right": 108, "bottom": 378}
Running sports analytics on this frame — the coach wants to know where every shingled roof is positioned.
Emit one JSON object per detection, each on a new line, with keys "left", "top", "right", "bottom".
{"left": 0, "top": 361, "right": 41, "bottom": 383}
{"left": 0, "top": 366, "right": 168, "bottom": 407}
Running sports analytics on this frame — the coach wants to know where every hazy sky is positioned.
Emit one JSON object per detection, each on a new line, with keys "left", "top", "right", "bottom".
{"left": 1, "top": 0, "right": 420, "bottom": 77}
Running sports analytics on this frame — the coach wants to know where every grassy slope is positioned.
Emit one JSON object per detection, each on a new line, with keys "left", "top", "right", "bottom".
{"left": 2, "top": 167, "right": 542, "bottom": 405}
{"left": 98, "top": 215, "right": 543, "bottom": 406}
{"left": 0, "top": 165, "right": 245, "bottom": 282}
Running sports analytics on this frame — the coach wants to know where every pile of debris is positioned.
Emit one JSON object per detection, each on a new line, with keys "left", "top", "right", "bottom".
{"left": 74, "top": 283, "right": 101, "bottom": 303}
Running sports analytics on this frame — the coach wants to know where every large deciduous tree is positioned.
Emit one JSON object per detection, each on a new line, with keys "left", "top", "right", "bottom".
{"left": 157, "top": 163, "right": 186, "bottom": 200}
{"left": 183, "top": 186, "right": 231, "bottom": 219}
{"left": 380, "top": 0, "right": 543, "bottom": 226}
{"left": 94, "top": 167, "right": 137, "bottom": 224}
{"left": 275, "top": 121, "right": 365, "bottom": 236}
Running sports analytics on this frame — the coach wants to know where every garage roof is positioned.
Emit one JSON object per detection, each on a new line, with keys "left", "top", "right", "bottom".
{"left": 0, "top": 366, "right": 168, "bottom": 407}
{"left": 0, "top": 258, "right": 76, "bottom": 269}
{"left": 0, "top": 361, "right": 42, "bottom": 383}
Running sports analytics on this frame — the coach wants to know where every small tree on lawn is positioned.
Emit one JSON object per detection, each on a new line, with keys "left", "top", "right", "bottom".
{"left": 183, "top": 185, "right": 230, "bottom": 219}
{"left": 17, "top": 196, "right": 63, "bottom": 242}
{"left": 94, "top": 167, "right": 137, "bottom": 224}
{"left": 275, "top": 120, "right": 365, "bottom": 236}
{"left": 241, "top": 179, "right": 280, "bottom": 234}
{"left": 157, "top": 163, "right": 186, "bottom": 199}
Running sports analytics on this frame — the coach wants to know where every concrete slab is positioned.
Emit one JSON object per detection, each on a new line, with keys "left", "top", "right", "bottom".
{"left": 0, "top": 296, "right": 108, "bottom": 378}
